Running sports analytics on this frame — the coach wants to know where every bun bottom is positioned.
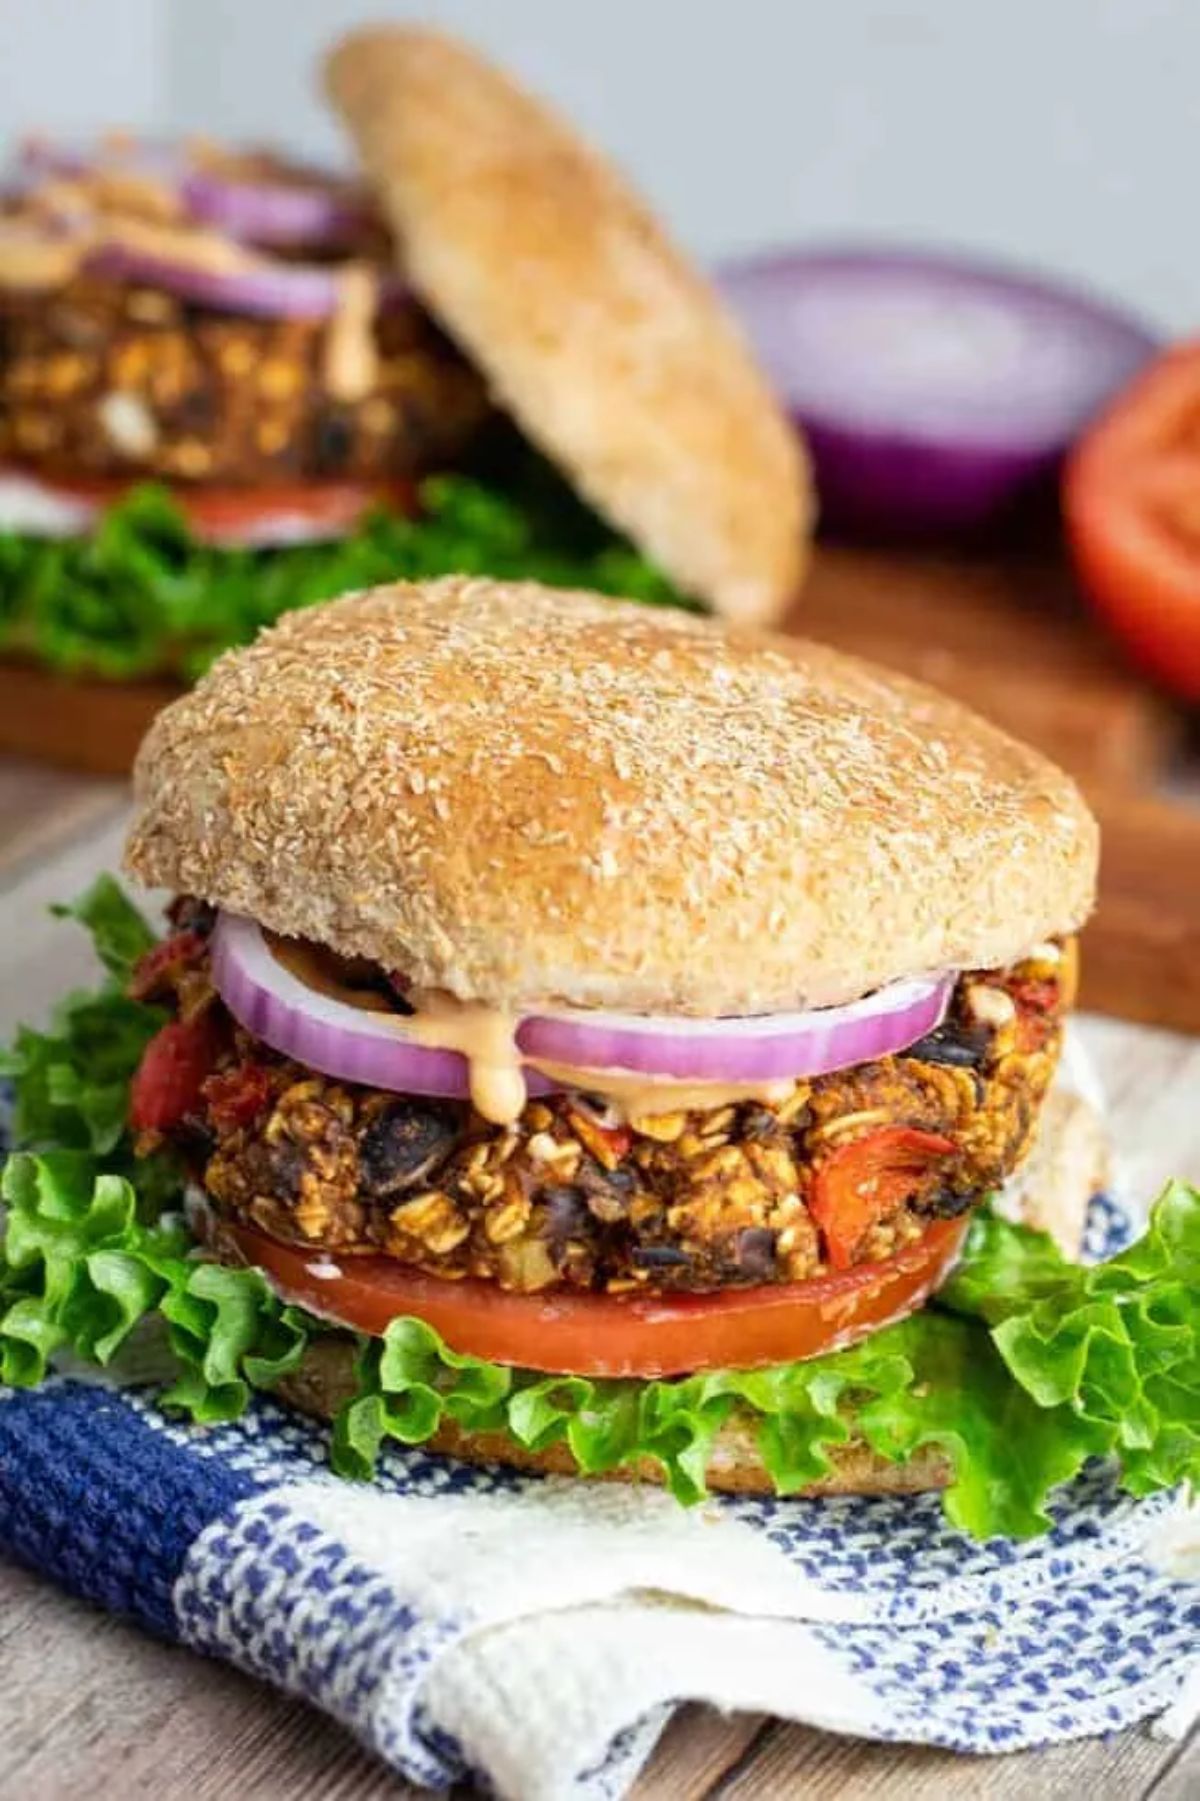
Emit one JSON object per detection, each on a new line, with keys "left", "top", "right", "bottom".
{"left": 273, "top": 1337, "right": 951, "bottom": 1499}
{"left": 426, "top": 1417, "right": 952, "bottom": 1499}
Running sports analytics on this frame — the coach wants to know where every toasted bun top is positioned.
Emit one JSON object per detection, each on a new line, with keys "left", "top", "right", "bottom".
{"left": 125, "top": 577, "right": 1098, "bottom": 1016}
{"left": 324, "top": 26, "right": 811, "bottom": 626}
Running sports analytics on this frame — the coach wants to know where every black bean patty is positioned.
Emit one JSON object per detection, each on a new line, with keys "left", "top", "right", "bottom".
{"left": 0, "top": 274, "right": 490, "bottom": 485}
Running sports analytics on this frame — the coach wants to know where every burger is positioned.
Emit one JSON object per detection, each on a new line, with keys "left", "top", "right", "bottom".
{"left": 0, "top": 26, "right": 809, "bottom": 685}
{"left": 5, "top": 579, "right": 1197, "bottom": 1540}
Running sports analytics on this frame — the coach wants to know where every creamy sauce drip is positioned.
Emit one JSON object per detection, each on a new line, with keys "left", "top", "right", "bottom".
{"left": 82, "top": 167, "right": 183, "bottom": 224}
{"left": 0, "top": 168, "right": 373, "bottom": 319}
{"left": 267, "top": 933, "right": 525, "bottom": 1123}
{"left": 0, "top": 227, "right": 80, "bottom": 290}
{"left": 0, "top": 201, "right": 259, "bottom": 290}
{"left": 322, "top": 263, "right": 380, "bottom": 402}
{"left": 103, "top": 213, "right": 259, "bottom": 275}
{"left": 403, "top": 990, "right": 527, "bottom": 1126}
{"left": 263, "top": 933, "right": 795, "bottom": 1128}
{"left": 526, "top": 1061, "right": 796, "bottom": 1122}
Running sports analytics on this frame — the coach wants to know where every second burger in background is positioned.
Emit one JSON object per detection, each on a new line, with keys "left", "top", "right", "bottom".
{"left": 0, "top": 26, "right": 810, "bottom": 681}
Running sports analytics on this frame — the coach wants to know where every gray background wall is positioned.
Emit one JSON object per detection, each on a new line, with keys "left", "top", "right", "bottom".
{"left": 1, "top": 1, "right": 1192, "bottom": 328}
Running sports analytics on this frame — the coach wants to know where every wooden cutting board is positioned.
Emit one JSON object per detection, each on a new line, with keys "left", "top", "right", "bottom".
{"left": 1, "top": 541, "right": 1197, "bottom": 1030}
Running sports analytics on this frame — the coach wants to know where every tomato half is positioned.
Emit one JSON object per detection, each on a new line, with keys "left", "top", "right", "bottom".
{"left": 1064, "top": 342, "right": 1200, "bottom": 698}
{"left": 215, "top": 1213, "right": 969, "bottom": 1378}
{"left": 6, "top": 467, "right": 416, "bottom": 546}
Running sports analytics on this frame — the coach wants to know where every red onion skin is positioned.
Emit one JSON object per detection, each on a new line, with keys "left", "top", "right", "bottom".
{"left": 799, "top": 415, "right": 1061, "bottom": 538}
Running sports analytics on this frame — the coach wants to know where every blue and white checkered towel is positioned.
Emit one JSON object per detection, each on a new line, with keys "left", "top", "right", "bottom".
{"left": 1, "top": 1193, "right": 1197, "bottom": 1800}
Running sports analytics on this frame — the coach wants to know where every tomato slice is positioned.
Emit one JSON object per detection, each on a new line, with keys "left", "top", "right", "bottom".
{"left": 810, "top": 1127, "right": 955, "bottom": 1271}
{"left": 2, "top": 466, "right": 416, "bottom": 546}
{"left": 1064, "top": 342, "right": 1200, "bottom": 699}
{"left": 129, "top": 1015, "right": 221, "bottom": 1132}
{"left": 169, "top": 477, "right": 416, "bottom": 543}
{"left": 214, "top": 1213, "right": 969, "bottom": 1378}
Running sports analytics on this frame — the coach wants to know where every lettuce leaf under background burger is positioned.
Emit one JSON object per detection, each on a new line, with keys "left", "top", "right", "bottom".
{"left": 2, "top": 880, "right": 1197, "bottom": 1541}
{"left": 0, "top": 466, "right": 682, "bottom": 682}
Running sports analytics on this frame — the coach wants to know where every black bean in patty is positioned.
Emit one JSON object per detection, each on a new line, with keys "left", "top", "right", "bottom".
{"left": 906, "top": 1022, "right": 991, "bottom": 1069}
{"left": 631, "top": 1245, "right": 694, "bottom": 1270}
{"left": 912, "top": 1184, "right": 977, "bottom": 1220}
{"left": 359, "top": 1101, "right": 461, "bottom": 1196}
{"left": 577, "top": 1158, "right": 635, "bottom": 1223}
{"left": 731, "top": 1226, "right": 778, "bottom": 1280}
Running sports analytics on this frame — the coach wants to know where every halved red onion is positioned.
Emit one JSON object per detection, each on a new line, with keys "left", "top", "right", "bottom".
{"left": 84, "top": 240, "right": 406, "bottom": 322}
{"left": 180, "top": 169, "right": 373, "bottom": 248}
{"left": 717, "top": 244, "right": 1158, "bottom": 535}
{"left": 211, "top": 913, "right": 952, "bottom": 1098}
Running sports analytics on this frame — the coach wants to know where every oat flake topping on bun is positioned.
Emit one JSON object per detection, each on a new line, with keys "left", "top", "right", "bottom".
{"left": 324, "top": 26, "right": 812, "bottom": 624}
{"left": 125, "top": 575, "right": 1098, "bottom": 1017}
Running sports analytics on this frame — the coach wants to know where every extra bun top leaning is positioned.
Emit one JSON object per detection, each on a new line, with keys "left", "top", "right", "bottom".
{"left": 125, "top": 577, "right": 1098, "bottom": 1017}
{"left": 324, "top": 26, "right": 811, "bottom": 626}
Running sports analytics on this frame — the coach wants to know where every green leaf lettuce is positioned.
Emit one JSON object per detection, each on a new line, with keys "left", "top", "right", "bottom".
{"left": 0, "top": 472, "right": 685, "bottom": 681}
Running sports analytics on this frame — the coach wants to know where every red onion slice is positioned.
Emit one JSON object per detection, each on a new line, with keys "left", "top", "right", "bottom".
{"left": 17, "top": 134, "right": 184, "bottom": 185}
{"left": 212, "top": 914, "right": 554, "bottom": 1102}
{"left": 717, "top": 244, "right": 1158, "bottom": 534}
{"left": 211, "top": 913, "right": 952, "bottom": 1099}
{"left": 17, "top": 137, "right": 372, "bottom": 250}
{"left": 516, "top": 979, "right": 950, "bottom": 1082}
{"left": 83, "top": 240, "right": 406, "bottom": 322}
{"left": 180, "top": 170, "right": 373, "bottom": 248}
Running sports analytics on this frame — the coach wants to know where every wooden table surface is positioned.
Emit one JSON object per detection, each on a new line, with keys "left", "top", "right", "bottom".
{"left": 1, "top": 756, "right": 1198, "bottom": 1801}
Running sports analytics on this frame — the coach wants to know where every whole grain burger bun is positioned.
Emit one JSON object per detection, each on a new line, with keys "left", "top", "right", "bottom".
{"left": 324, "top": 25, "right": 811, "bottom": 625}
{"left": 124, "top": 576, "right": 1098, "bottom": 1017}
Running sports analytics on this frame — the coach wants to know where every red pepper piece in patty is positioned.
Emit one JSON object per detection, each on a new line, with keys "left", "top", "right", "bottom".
{"left": 202, "top": 1062, "right": 274, "bottom": 1132}
{"left": 128, "top": 929, "right": 208, "bottom": 1003}
{"left": 810, "top": 1126, "right": 955, "bottom": 1271}
{"left": 1010, "top": 977, "right": 1059, "bottom": 1016}
{"left": 1010, "top": 976, "right": 1060, "bottom": 1054}
{"left": 129, "top": 1016, "right": 222, "bottom": 1133}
